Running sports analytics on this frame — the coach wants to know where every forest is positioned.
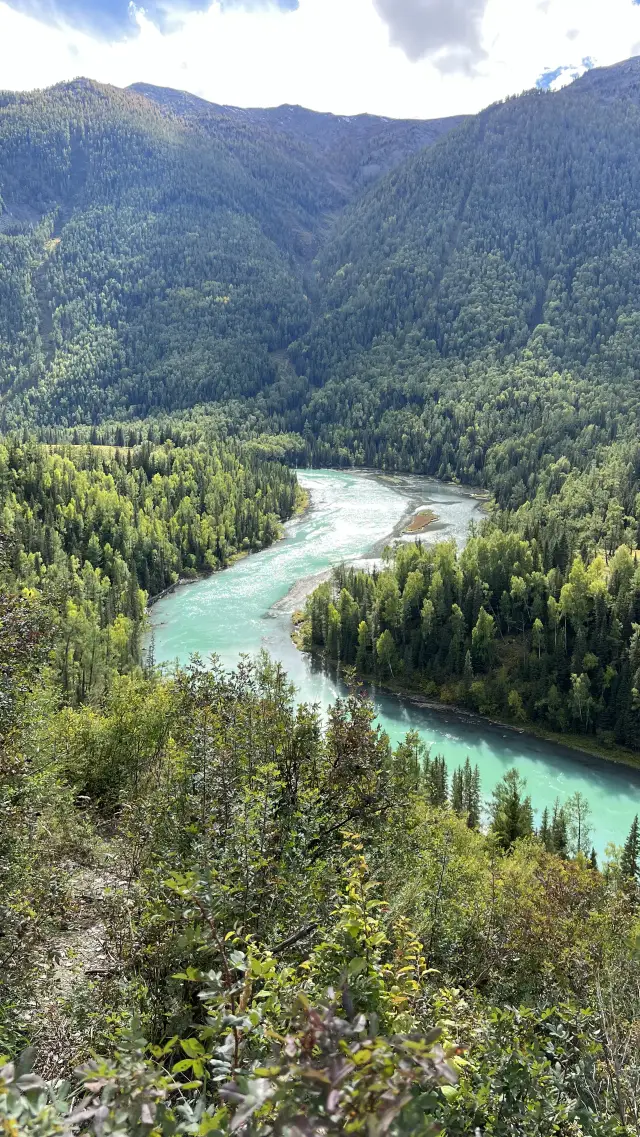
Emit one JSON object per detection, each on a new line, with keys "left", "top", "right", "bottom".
{"left": 5, "top": 53, "right": 640, "bottom": 1137}
{"left": 3, "top": 440, "right": 640, "bottom": 1134}
{"left": 6, "top": 589, "right": 640, "bottom": 1134}
{"left": 0, "top": 438, "right": 300, "bottom": 699}
{"left": 3, "top": 62, "right": 640, "bottom": 460}
{"left": 302, "top": 525, "right": 640, "bottom": 750}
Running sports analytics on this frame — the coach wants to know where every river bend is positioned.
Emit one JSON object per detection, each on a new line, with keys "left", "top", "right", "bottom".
{"left": 150, "top": 469, "right": 640, "bottom": 854}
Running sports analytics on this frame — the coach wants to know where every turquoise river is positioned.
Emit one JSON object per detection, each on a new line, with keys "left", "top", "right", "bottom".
{"left": 150, "top": 469, "right": 640, "bottom": 855}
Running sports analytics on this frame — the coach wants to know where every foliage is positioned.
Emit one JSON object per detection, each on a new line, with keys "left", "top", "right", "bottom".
{"left": 303, "top": 529, "right": 640, "bottom": 748}
{"left": 0, "top": 437, "right": 298, "bottom": 699}
{"left": 2, "top": 625, "right": 640, "bottom": 1132}
{"left": 6, "top": 56, "right": 640, "bottom": 1136}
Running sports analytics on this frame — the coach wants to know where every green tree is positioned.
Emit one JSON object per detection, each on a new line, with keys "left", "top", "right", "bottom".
{"left": 621, "top": 815, "right": 639, "bottom": 880}
{"left": 463, "top": 649, "right": 474, "bottom": 694}
{"left": 453, "top": 757, "right": 482, "bottom": 829}
{"left": 355, "top": 619, "right": 370, "bottom": 672}
{"left": 376, "top": 629, "right": 398, "bottom": 677}
{"left": 451, "top": 767, "right": 464, "bottom": 814}
{"left": 324, "top": 603, "right": 340, "bottom": 659}
{"left": 426, "top": 755, "right": 448, "bottom": 807}
{"left": 490, "top": 769, "right": 534, "bottom": 851}
{"left": 550, "top": 802, "right": 569, "bottom": 859}
{"left": 471, "top": 606, "right": 496, "bottom": 669}
{"left": 565, "top": 792, "right": 593, "bottom": 857}
{"left": 539, "top": 807, "right": 551, "bottom": 851}
{"left": 570, "top": 672, "right": 593, "bottom": 728}
{"left": 507, "top": 689, "right": 526, "bottom": 722}
{"left": 532, "top": 617, "right": 545, "bottom": 659}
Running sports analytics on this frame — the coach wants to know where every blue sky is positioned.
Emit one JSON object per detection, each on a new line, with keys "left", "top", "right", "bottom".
{"left": 4, "top": 0, "right": 298, "bottom": 38}
{"left": 536, "top": 57, "right": 595, "bottom": 91}
{"left": 1, "top": 0, "right": 640, "bottom": 118}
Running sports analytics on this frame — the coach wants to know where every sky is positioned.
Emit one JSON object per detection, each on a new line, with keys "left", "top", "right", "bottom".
{"left": 1, "top": 0, "right": 640, "bottom": 118}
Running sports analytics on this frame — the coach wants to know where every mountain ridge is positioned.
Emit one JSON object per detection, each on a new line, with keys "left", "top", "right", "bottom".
{"left": 3, "top": 58, "right": 640, "bottom": 430}
{"left": 127, "top": 80, "right": 468, "bottom": 188}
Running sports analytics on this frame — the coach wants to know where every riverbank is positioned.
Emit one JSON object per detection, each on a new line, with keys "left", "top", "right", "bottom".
{"left": 292, "top": 625, "right": 640, "bottom": 771}
{"left": 148, "top": 485, "right": 311, "bottom": 610}
{"left": 294, "top": 486, "right": 311, "bottom": 515}
{"left": 148, "top": 468, "right": 640, "bottom": 854}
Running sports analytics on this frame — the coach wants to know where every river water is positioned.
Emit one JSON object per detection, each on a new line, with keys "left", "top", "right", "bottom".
{"left": 150, "top": 469, "right": 640, "bottom": 855}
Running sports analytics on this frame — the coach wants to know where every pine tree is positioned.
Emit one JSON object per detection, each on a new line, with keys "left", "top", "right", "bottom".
{"left": 550, "top": 802, "right": 569, "bottom": 858}
{"left": 391, "top": 731, "right": 423, "bottom": 797}
{"left": 451, "top": 758, "right": 482, "bottom": 826}
{"left": 356, "top": 620, "right": 369, "bottom": 672}
{"left": 490, "top": 769, "right": 534, "bottom": 851}
{"left": 463, "top": 650, "right": 474, "bottom": 693}
{"left": 539, "top": 807, "right": 551, "bottom": 851}
{"left": 590, "top": 847, "right": 598, "bottom": 871}
{"left": 621, "top": 815, "right": 639, "bottom": 880}
{"left": 426, "top": 756, "right": 448, "bottom": 807}
{"left": 451, "top": 768, "right": 464, "bottom": 814}
{"left": 466, "top": 761, "right": 482, "bottom": 830}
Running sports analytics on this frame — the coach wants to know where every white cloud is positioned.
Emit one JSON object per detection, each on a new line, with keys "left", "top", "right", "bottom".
{"left": 0, "top": 0, "right": 639, "bottom": 118}
{"left": 372, "top": 0, "right": 489, "bottom": 73}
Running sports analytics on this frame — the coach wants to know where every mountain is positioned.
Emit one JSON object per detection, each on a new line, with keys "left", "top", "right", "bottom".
{"left": 128, "top": 82, "right": 467, "bottom": 189}
{"left": 298, "top": 59, "right": 640, "bottom": 383}
{"left": 0, "top": 78, "right": 346, "bottom": 424}
{"left": 568, "top": 53, "right": 640, "bottom": 102}
{"left": 3, "top": 60, "right": 640, "bottom": 448}
{"left": 0, "top": 77, "right": 465, "bottom": 427}
{"left": 275, "top": 57, "right": 640, "bottom": 486}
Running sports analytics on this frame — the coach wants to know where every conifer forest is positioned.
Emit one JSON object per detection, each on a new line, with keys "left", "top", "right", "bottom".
{"left": 3, "top": 53, "right": 640, "bottom": 1136}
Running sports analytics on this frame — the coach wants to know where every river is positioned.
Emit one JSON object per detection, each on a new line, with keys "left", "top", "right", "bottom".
{"left": 149, "top": 468, "right": 640, "bottom": 855}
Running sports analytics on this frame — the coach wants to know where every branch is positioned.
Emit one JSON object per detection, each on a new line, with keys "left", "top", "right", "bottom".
{"left": 271, "top": 923, "right": 318, "bottom": 955}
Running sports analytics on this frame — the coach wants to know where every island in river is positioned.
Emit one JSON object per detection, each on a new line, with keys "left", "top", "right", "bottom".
{"left": 404, "top": 509, "right": 439, "bottom": 534}
{"left": 148, "top": 468, "right": 640, "bottom": 855}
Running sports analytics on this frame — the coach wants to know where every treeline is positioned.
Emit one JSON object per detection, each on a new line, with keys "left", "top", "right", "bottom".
{"left": 303, "top": 526, "right": 640, "bottom": 749}
{"left": 1, "top": 437, "right": 299, "bottom": 699}
{"left": 288, "top": 357, "right": 640, "bottom": 511}
{"left": 377, "top": 741, "right": 601, "bottom": 862}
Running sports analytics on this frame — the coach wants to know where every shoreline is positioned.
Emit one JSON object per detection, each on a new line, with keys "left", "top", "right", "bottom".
{"left": 145, "top": 466, "right": 638, "bottom": 775}
{"left": 147, "top": 485, "right": 311, "bottom": 611}
{"left": 292, "top": 636, "right": 640, "bottom": 772}
{"left": 288, "top": 472, "right": 640, "bottom": 773}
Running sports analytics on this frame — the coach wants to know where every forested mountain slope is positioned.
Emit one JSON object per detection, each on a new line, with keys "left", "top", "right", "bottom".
{"left": 573, "top": 53, "right": 640, "bottom": 101}
{"left": 0, "top": 78, "right": 465, "bottom": 430}
{"left": 0, "top": 79, "right": 343, "bottom": 424}
{"left": 297, "top": 59, "right": 640, "bottom": 384}
{"left": 4, "top": 58, "right": 640, "bottom": 465}
{"left": 129, "top": 81, "right": 467, "bottom": 189}
{"left": 270, "top": 57, "right": 640, "bottom": 489}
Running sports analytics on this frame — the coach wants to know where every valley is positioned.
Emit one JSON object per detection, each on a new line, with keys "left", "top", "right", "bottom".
{"left": 150, "top": 469, "right": 640, "bottom": 855}
{"left": 3, "top": 43, "right": 640, "bottom": 1137}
